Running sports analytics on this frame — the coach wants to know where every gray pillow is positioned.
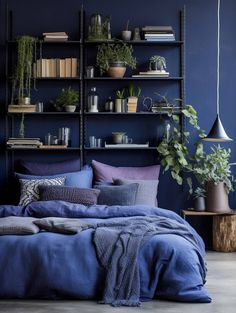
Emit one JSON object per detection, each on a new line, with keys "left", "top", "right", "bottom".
{"left": 39, "top": 185, "right": 100, "bottom": 205}
{"left": 113, "top": 178, "right": 159, "bottom": 207}
{"left": 0, "top": 216, "right": 39, "bottom": 235}
{"left": 95, "top": 183, "right": 139, "bottom": 206}
{"left": 19, "top": 177, "right": 65, "bottom": 206}
{"left": 34, "top": 217, "right": 95, "bottom": 234}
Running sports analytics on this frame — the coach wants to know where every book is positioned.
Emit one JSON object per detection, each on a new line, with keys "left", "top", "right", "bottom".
{"left": 59, "top": 59, "right": 66, "bottom": 77}
{"left": 139, "top": 70, "right": 170, "bottom": 75}
{"left": 8, "top": 145, "right": 40, "bottom": 149}
{"left": 71, "top": 58, "right": 78, "bottom": 77}
{"left": 8, "top": 105, "right": 36, "bottom": 113}
{"left": 104, "top": 142, "right": 149, "bottom": 148}
{"left": 142, "top": 26, "right": 174, "bottom": 31}
{"left": 44, "top": 37, "right": 68, "bottom": 42}
{"left": 39, "top": 145, "right": 67, "bottom": 149}
{"left": 65, "top": 58, "right": 72, "bottom": 77}
{"left": 132, "top": 74, "right": 169, "bottom": 78}
{"left": 42, "top": 32, "right": 67, "bottom": 36}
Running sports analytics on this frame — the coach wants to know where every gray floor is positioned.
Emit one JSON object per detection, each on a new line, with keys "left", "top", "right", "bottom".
{"left": 0, "top": 251, "right": 236, "bottom": 313}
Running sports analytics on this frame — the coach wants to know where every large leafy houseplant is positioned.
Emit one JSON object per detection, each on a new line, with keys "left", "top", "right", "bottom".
{"left": 156, "top": 105, "right": 232, "bottom": 196}
{"left": 96, "top": 42, "right": 136, "bottom": 76}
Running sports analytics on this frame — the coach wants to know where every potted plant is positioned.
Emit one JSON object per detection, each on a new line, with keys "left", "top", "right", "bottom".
{"left": 194, "top": 145, "right": 232, "bottom": 213}
{"left": 193, "top": 187, "right": 206, "bottom": 212}
{"left": 122, "top": 20, "right": 132, "bottom": 41}
{"left": 54, "top": 87, "right": 79, "bottom": 112}
{"left": 127, "top": 83, "right": 141, "bottom": 113}
{"left": 149, "top": 55, "right": 167, "bottom": 71}
{"left": 12, "top": 35, "right": 37, "bottom": 105}
{"left": 96, "top": 42, "right": 136, "bottom": 78}
{"left": 157, "top": 105, "right": 233, "bottom": 212}
{"left": 115, "top": 88, "right": 127, "bottom": 112}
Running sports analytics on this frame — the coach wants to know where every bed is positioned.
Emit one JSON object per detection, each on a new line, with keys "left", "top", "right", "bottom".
{"left": 0, "top": 200, "right": 211, "bottom": 306}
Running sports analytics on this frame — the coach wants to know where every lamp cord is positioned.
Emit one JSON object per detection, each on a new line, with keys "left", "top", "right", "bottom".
{"left": 217, "top": 0, "right": 220, "bottom": 116}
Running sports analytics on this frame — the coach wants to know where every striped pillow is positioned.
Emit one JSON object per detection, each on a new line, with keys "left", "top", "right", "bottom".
{"left": 19, "top": 177, "right": 65, "bottom": 206}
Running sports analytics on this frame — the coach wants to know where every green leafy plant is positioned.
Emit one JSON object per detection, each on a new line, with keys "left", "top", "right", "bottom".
{"left": 12, "top": 35, "right": 37, "bottom": 104}
{"left": 157, "top": 105, "right": 232, "bottom": 195}
{"left": 149, "top": 55, "right": 167, "bottom": 71}
{"left": 127, "top": 83, "right": 141, "bottom": 97}
{"left": 116, "top": 88, "right": 126, "bottom": 99}
{"left": 193, "top": 145, "right": 232, "bottom": 193}
{"left": 54, "top": 87, "right": 79, "bottom": 111}
{"left": 193, "top": 187, "right": 206, "bottom": 199}
{"left": 96, "top": 42, "right": 136, "bottom": 74}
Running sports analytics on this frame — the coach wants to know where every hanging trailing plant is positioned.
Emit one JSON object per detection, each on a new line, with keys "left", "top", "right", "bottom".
{"left": 19, "top": 113, "right": 25, "bottom": 138}
{"left": 12, "top": 35, "right": 37, "bottom": 104}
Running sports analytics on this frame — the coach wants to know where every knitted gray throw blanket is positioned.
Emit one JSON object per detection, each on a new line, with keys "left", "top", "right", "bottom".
{"left": 93, "top": 215, "right": 201, "bottom": 307}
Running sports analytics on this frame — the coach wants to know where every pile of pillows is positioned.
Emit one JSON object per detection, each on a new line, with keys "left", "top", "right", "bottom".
{"left": 15, "top": 159, "right": 160, "bottom": 207}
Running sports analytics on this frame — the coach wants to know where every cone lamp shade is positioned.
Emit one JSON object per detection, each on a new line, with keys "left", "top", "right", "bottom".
{"left": 204, "top": 115, "right": 232, "bottom": 142}
{"left": 203, "top": 0, "right": 232, "bottom": 142}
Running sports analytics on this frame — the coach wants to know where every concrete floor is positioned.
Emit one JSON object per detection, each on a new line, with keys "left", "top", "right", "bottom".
{"left": 0, "top": 251, "right": 236, "bottom": 313}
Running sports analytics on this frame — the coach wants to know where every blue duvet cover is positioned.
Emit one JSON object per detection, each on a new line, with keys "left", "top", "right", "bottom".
{"left": 0, "top": 201, "right": 211, "bottom": 303}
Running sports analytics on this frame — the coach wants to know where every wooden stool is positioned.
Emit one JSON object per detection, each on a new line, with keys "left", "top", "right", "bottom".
{"left": 213, "top": 214, "right": 236, "bottom": 252}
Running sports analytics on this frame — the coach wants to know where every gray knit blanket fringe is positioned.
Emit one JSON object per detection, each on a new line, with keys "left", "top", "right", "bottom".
{"left": 93, "top": 216, "right": 201, "bottom": 307}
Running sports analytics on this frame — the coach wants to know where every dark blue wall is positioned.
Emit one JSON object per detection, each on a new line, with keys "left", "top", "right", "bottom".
{"left": 1, "top": 0, "right": 236, "bottom": 220}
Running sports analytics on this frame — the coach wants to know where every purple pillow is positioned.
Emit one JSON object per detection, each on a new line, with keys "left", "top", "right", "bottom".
{"left": 92, "top": 160, "right": 160, "bottom": 183}
{"left": 18, "top": 158, "right": 81, "bottom": 175}
{"left": 39, "top": 185, "right": 100, "bottom": 205}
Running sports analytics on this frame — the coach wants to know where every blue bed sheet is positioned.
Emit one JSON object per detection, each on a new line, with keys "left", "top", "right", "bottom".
{"left": 0, "top": 201, "right": 211, "bottom": 303}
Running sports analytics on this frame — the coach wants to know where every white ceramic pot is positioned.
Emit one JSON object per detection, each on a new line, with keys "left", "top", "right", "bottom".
{"left": 65, "top": 105, "right": 76, "bottom": 112}
{"left": 122, "top": 30, "right": 132, "bottom": 41}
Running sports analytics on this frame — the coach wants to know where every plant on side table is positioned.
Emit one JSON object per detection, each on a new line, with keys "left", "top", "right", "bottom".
{"left": 96, "top": 42, "right": 136, "bottom": 78}
{"left": 157, "top": 105, "right": 233, "bottom": 212}
{"left": 54, "top": 87, "right": 79, "bottom": 112}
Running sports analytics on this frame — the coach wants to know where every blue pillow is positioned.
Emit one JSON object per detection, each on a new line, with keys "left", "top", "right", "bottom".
{"left": 15, "top": 166, "right": 93, "bottom": 189}
{"left": 94, "top": 183, "right": 139, "bottom": 206}
{"left": 18, "top": 158, "right": 81, "bottom": 175}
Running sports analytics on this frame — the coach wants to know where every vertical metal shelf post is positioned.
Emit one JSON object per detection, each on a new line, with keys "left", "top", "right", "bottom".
{"left": 80, "top": 7, "right": 85, "bottom": 167}
{"left": 180, "top": 6, "right": 186, "bottom": 141}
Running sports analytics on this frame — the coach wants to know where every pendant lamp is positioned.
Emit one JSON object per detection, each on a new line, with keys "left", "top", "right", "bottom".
{"left": 203, "top": 0, "right": 232, "bottom": 142}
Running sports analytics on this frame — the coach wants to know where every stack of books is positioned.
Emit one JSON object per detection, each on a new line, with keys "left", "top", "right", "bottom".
{"left": 132, "top": 70, "right": 169, "bottom": 78}
{"left": 43, "top": 32, "right": 69, "bottom": 42}
{"left": 33, "top": 58, "right": 79, "bottom": 78}
{"left": 8, "top": 104, "right": 36, "bottom": 113}
{"left": 142, "top": 26, "right": 175, "bottom": 41}
{"left": 7, "top": 138, "right": 43, "bottom": 149}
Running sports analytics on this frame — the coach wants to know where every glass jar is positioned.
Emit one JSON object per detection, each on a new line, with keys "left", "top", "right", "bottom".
{"left": 87, "top": 87, "right": 99, "bottom": 112}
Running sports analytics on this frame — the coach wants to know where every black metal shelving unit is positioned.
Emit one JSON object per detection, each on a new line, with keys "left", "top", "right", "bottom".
{"left": 5, "top": 6, "right": 84, "bottom": 177}
{"left": 4, "top": 5, "right": 186, "bottom": 174}
{"left": 82, "top": 7, "right": 186, "bottom": 163}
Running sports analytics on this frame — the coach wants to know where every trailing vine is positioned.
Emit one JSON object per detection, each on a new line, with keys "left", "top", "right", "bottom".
{"left": 19, "top": 113, "right": 25, "bottom": 138}
{"left": 13, "top": 35, "right": 37, "bottom": 103}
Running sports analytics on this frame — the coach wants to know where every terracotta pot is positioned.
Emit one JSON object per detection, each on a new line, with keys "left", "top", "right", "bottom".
{"left": 193, "top": 197, "right": 206, "bottom": 212}
{"left": 206, "top": 181, "right": 231, "bottom": 213}
{"left": 107, "top": 62, "right": 126, "bottom": 78}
